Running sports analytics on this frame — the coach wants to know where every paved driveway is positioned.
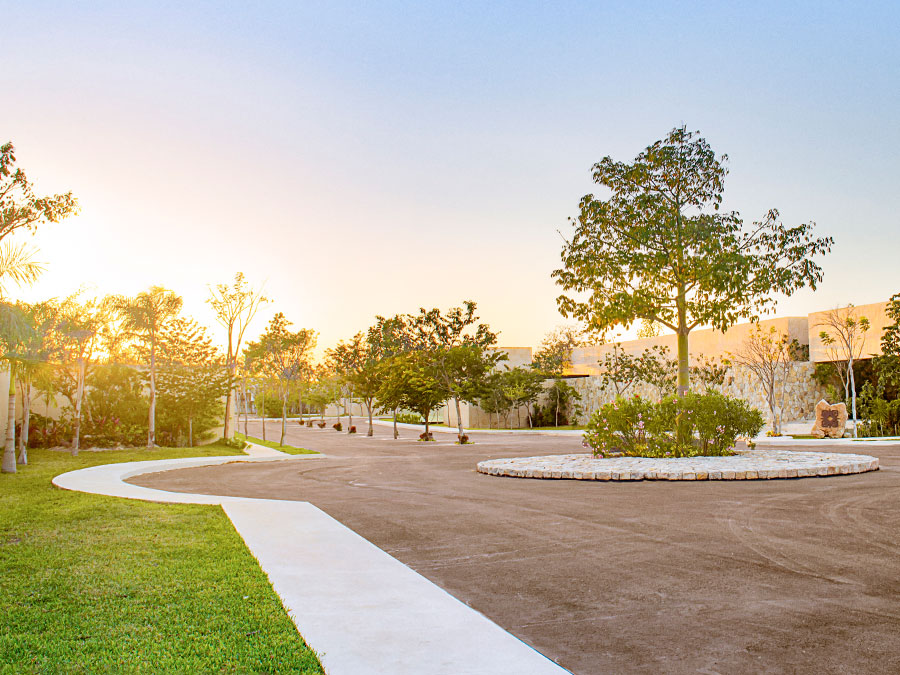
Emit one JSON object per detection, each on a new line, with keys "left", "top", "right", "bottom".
{"left": 133, "top": 421, "right": 900, "bottom": 674}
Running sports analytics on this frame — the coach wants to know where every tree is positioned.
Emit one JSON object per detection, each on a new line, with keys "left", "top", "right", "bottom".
{"left": 156, "top": 317, "right": 229, "bottom": 447}
{"left": 532, "top": 325, "right": 586, "bottom": 376}
{"left": 368, "top": 314, "right": 414, "bottom": 438}
{"left": 245, "top": 313, "right": 316, "bottom": 446}
{"left": 207, "top": 273, "right": 267, "bottom": 439}
{"left": 328, "top": 332, "right": 384, "bottom": 436}
{"left": 0, "top": 304, "right": 33, "bottom": 473}
{"left": 0, "top": 142, "right": 78, "bottom": 290}
{"left": 409, "top": 301, "right": 502, "bottom": 438}
{"left": 500, "top": 367, "right": 545, "bottom": 428}
{"left": 553, "top": 125, "right": 832, "bottom": 397}
{"left": 545, "top": 378, "right": 582, "bottom": 427}
{"left": 115, "top": 287, "right": 183, "bottom": 447}
{"left": 477, "top": 371, "right": 511, "bottom": 429}
{"left": 729, "top": 325, "right": 798, "bottom": 436}
{"left": 817, "top": 305, "right": 870, "bottom": 437}
{"left": 57, "top": 296, "right": 114, "bottom": 454}
{"left": 15, "top": 300, "right": 61, "bottom": 464}
{"left": 378, "top": 351, "right": 445, "bottom": 437}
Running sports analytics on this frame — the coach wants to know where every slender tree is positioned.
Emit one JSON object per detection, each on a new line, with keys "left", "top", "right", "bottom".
{"left": 245, "top": 313, "right": 316, "bottom": 446}
{"left": 115, "top": 287, "right": 183, "bottom": 447}
{"left": 207, "top": 273, "right": 267, "bottom": 440}
{"left": 0, "top": 304, "right": 32, "bottom": 473}
{"left": 729, "top": 325, "right": 798, "bottom": 436}
{"left": 817, "top": 305, "right": 870, "bottom": 437}
{"left": 553, "top": 126, "right": 832, "bottom": 397}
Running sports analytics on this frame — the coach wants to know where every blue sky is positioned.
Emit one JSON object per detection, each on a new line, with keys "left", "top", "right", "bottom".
{"left": 5, "top": 1, "right": 899, "bottom": 350}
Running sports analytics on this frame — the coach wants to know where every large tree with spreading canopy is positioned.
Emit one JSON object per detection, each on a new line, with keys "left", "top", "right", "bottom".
{"left": 553, "top": 126, "right": 832, "bottom": 395}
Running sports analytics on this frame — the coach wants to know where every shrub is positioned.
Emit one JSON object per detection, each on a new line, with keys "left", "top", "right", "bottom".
{"left": 348, "top": 425, "right": 357, "bottom": 434}
{"left": 317, "top": 421, "right": 326, "bottom": 429}
{"left": 397, "top": 412, "right": 424, "bottom": 424}
{"left": 458, "top": 434, "right": 470, "bottom": 444}
{"left": 584, "top": 392, "right": 764, "bottom": 458}
{"left": 333, "top": 422, "right": 342, "bottom": 431}
{"left": 418, "top": 431, "right": 434, "bottom": 441}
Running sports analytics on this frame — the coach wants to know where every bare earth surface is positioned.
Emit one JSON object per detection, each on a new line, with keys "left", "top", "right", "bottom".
{"left": 132, "top": 421, "right": 900, "bottom": 675}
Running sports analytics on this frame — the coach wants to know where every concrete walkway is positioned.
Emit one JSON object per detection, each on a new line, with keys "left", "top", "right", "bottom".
{"left": 52, "top": 444, "right": 569, "bottom": 675}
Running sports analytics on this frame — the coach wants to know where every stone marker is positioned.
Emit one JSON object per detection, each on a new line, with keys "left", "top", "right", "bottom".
{"left": 811, "top": 399, "right": 848, "bottom": 438}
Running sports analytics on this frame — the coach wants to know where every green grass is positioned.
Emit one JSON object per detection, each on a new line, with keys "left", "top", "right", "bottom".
{"left": 235, "top": 433, "right": 318, "bottom": 455}
{"left": 0, "top": 445, "right": 323, "bottom": 674}
{"left": 436, "top": 423, "right": 586, "bottom": 431}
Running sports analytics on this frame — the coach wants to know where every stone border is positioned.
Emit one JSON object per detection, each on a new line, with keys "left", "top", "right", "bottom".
{"left": 476, "top": 450, "right": 879, "bottom": 481}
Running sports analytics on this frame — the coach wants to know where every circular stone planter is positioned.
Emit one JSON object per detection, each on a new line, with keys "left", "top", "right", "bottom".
{"left": 476, "top": 450, "right": 879, "bottom": 481}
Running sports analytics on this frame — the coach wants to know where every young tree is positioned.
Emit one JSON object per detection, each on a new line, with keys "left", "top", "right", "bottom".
{"left": 115, "top": 287, "right": 183, "bottom": 447}
{"left": 379, "top": 351, "right": 445, "bottom": 437}
{"left": 328, "top": 332, "right": 386, "bottom": 436}
{"left": 409, "top": 301, "right": 502, "bottom": 438}
{"left": 532, "top": 325, "right": 586, "bottom": 376}
{"left": 207, "top": 273, "right": 267, "bottom": 439}
{"left": 545, "top": 378, "right": 582, "bottom": 427}
{"left": 245, "top": 313, "right": 316, "bottom": 446}
{"left": 817, "top": 305, "right": 870, "bottom": 437}
{"left": 368, "top": 314, "right": 414, "bottom": 438}
{"left": 729, "top": 325, "right": 798, "bottom": 436}
{"left": 477, "top": 371, "right": 511, "bottom": 429}
{"left": 553, "top": 125, "right": 832, "bottom": 396}
{"left": 500, "top": 367, "right": 545, "bottom": 428}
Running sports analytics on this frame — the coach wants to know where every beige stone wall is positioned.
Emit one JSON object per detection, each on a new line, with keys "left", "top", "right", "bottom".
{"left": 568, "top": 316, "right": 809, "bottom": 376}
{"left": 569, "top": 361, "right": 829, "bottom": 430}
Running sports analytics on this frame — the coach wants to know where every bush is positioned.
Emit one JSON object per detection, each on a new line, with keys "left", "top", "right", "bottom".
{"left": 348, "top": 425, "right": 357, "bottom": 434}
{"left": 584, "top": 392, "right": 764, "bottom": 458}
{"left": 317, "top": 421, "right": 326, "bottom": 429}
{"left": 26, "top": 413, "right": 73, "bottom": 448}
{"left": 457, "top": 434, "right": 470, "bottom": 444}
{"left": 418, "top": 431, "right": 434, "bottom": 441}
{"left": 333, "top": 422, "right": 342, "bottom": 431}
{"left": 396, "top": 412, "right": 424, "bottom": 424}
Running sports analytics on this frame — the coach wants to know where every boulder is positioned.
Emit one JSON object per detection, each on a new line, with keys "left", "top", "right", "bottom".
{"left": 811, "top": 400, "right": 848, "bottom": 438}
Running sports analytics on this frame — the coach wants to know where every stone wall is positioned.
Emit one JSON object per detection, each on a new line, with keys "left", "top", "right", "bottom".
{"left": 569, "top": 361, "right": 830, "bottom": 430}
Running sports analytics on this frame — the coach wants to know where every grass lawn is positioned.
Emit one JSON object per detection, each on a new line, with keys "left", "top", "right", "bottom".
{"left": 235, "top": 433, "right": 318, "bottom": 455}
{"left": 0, "top": 445, "right": 323, "bottom": 674}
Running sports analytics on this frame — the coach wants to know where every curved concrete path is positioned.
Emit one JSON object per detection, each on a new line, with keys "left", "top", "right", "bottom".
{"left": 52, "top": 443, "right": 569, "bottom": 675}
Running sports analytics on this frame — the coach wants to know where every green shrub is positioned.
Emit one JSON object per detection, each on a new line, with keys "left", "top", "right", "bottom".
{"left": 396, "top": 412, "right": 424, "bottom": 424}
{"left": 584, "top": 392, "right": 764, "bottom": 458}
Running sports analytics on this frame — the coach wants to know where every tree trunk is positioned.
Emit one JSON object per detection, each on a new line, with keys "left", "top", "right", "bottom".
{"left": 72, "top": 358, "right": 86, "bottom": 456}
{"left": 2, "top": 365, "right": 16, "bottom": 473}
{"left": 223, "top": 338, "right": 235, "bottom": 438}
{"left": 849, "top": 358, "right": 858, "bottom": 438}
{"left": 392, "top": 407, "right": 398, "bottom": 439}
{"left": 242, "top": 378, "right": 249, "bottom": 436}
{"left": 454, "top": 396, "right": 464, "bottom": 438}
{"left": 424, "top": 411, "right": 430, "bottom": 436}
{"left": 347, "top": 396, "right": 353, "bottom": 432}
{"left": 148, "top": 340, "right": 156, "bottom": 448}
{"left": 18, "top": 379, "right": 30, "bottom": 465}
{"left": 280, "top": 393, "right": 287, "bottom": 446}
{"left": 260, "top": 391, "right": 266, "bottom": 441}
{"left": 366, "top": 399, "right": 374, "bottom": 436}
{"left": 188, "top": 417, "right": 194, "bottom": 447}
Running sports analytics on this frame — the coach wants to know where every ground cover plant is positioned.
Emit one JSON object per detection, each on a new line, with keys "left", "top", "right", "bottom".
{"left": 584, "top": 392, "right": 764, "bottom": 458}
{"left": 234, "top": 432, "right": 317, "bottom": 455}
{"left": 0, "top": 444, "right": 323, "bottom": 673}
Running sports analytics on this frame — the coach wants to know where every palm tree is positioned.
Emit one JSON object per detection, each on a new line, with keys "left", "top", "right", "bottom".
{"left": 115, "top": 287, "right": 183, "bottom": 447}
{"left": 0, "top": 303, "right": 33, "bottom": 473}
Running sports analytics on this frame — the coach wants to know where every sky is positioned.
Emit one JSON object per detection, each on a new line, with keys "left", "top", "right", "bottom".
{"left": 4, "top": 1, "right": 899, "bottom": 355}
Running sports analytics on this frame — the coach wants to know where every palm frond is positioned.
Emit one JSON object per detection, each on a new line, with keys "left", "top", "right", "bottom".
{"left": 0, "top": 241, "right": 45, "bottom": 297}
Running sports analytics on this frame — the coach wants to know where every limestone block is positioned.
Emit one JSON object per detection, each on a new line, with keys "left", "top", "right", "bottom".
{"left": 810, "top": 400, "right": 848, "bottom": 438}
